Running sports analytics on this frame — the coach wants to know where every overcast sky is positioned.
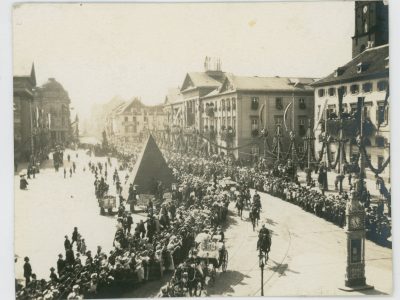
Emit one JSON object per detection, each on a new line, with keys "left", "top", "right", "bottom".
{"left": 13, "top": 2, "right": 354, "bottom": 120}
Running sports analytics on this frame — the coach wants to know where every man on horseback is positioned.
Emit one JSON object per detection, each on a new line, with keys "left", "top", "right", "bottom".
{"left": 257, "top": 224, "right": 271, "bottom": 253}
{"left": 253, "top": 190, "right": 262, "bottom": 210}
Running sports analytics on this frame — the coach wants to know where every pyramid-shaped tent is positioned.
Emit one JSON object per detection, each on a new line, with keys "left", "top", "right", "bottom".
{"left": 131, "top": 134, "right": 176, "bottom": 194}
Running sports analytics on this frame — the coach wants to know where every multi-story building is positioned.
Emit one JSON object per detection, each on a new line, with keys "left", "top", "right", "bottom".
{"left": 165, "top": 58, "right": 316, "bottom": 160}
{"left": 105, "top": 97, "right": 166, "bottom": 148}
{"left": 312, "top": 1, "right": 389, "bottom": 180}
{"left": 13, "top": 63, "right": 37, "bottom": 163}
{"left": 34, "top": 78, "right": 72, "bottom": 146}
{"left": 201, "top": 75, "right": 315, "bottom": 159}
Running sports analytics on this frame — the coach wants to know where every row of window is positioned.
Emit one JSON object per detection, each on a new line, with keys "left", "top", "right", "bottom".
{"left": 318, "top": 80, "right": 388, "bottom": 97}
{"left": 319, "top": 101, "right": 389, "bottom": 125}
{"left": 251, "top": 97, "right": 307, "bottom": 110}
{"left": 123, "top": 116, "right": 147, "bottom": 122}
{"left": 251, "top": 116, "right": 309, "bottom": 136}
{"left": 203, "top": 116, "right": 237, "bottom": 131}
{"left": 203, "top": 98, "right": 237, "bottom": 112}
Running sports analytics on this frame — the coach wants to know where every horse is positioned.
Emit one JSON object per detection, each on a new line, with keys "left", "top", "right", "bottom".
{"left": 257, "top": 233, "right": 271, "bottom": 258}
{"left": 187, "top": 264, "right": 204, "bottom": 297}
{"left": 236, "top": 198, "right": 244, "bottom": 219}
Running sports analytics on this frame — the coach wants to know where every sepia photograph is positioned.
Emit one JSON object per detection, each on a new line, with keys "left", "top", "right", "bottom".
{"left": 7, "top": 0, "right": 395, "bottom": 299}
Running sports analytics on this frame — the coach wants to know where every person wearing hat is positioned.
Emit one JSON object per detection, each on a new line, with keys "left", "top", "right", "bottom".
{"left": 75, "top": 252, "right": 82, "bottom": 266}
{"left": 23, "top": 256, "right": 32, "bottom": 287}
{"left": 79, "top": 238, "right": 87, "bottom": 255}
{"left": 64, "top": 235, "right": 71, "bottom": 251}
{"left": 49, "top": 267, "right": 58, "bottom": 282}
{"left": 126, "top": 213, "right": 133, "bottom": 234}
{"left": 57, "top": 254, "right": 66, "bottom": 276}
{"left": 71, "top": 227, "right": 79, "bottom": 247}
{"left": 65, "top": 245, "right": 75, "bottom": 266}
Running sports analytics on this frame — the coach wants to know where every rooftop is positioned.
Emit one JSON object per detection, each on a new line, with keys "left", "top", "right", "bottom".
{"left": 180, "top": 72, "right": 226, "bottom": 92}
{"left": 312, "top": 44, "right": 389, "bottom": 87}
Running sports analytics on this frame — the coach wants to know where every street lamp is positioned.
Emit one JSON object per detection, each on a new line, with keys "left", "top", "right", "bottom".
{"left": 259, "top": 251, "right": 266, "bottom": 296}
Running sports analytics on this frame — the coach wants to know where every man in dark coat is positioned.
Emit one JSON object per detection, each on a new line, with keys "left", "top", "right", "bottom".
{"left": 23, "top": 257, "right": 32, "bottom": 287}
{"left": 57, "top": 254, "right": 66, "bottom": 276}
{"left": 126, "top": 214, "right": 133, "bottom": 234}
{"left": 66, "top": 247, "right": 75, "bottom": 266}
{"left": 49, "top": 267, "right": 58, "bottom": 282}
{"left": 64, "top": 235, "right": 71, "bottom": 250}
{"left": 71, "top": 227, "right": 79, "bottom": 246}
{"left": 138, "top": 220, "right": 146, "bottom": 238}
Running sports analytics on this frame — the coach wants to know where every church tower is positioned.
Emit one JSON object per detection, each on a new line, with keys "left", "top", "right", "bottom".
{"left": 352, "top": 1, "right": 388, "bottom": 58}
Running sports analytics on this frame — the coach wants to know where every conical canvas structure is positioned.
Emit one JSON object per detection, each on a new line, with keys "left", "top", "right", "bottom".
{"left": 131, "top": 134, "right": 176, "bottom": 194}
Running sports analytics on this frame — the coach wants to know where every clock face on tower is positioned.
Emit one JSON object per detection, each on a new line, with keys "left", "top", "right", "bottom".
{"left": 350, "top": 215, "right": 362, "bottom": 229}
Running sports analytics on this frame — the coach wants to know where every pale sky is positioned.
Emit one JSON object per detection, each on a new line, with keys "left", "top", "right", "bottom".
{"left": 13, "top": 2, "right": 354, "bottom": 120}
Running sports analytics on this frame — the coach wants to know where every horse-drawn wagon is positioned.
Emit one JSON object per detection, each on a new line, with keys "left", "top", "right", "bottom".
{"left": 99, "top": 195, "right": 117, "bottom": 215}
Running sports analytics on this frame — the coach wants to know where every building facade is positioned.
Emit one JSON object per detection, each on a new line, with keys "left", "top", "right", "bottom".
{"left": 164, "top": 59, "right": 316, "bottom": 160}
{"left": 201, "top": 75, "right": 315, "bottom": 159}
{"left": 13, "top": 63, "right": 37, "bottom": 163}
{"left": 312, "top": 0, "right": 389, "bottom": 181}
{"left": 34, "top": 78, "right": 72, "bottom": 147}
{"left": 312, "top": 44, "right": 389, "bottom": 181}
{"left": 105, "top": 98, "right": 167, "bottom": 149}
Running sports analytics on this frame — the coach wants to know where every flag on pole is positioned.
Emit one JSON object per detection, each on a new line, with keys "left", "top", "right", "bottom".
{"left": 283, "top": 102, "right": 292, "bottom": 132}
{"left": 259, "top": 103, "right": 265, "bottom": 128}
{"left": 378, "top": 84, "right": 390, "bottom": 129}
{"left": 314, "top": 99, "right": 329, "bottom": 131}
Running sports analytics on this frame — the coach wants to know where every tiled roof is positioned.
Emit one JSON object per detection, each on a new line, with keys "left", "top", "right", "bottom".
{"left": 312, "top": 44, "right": 389, "bottom": 87}
{"left": 188, "top": 72, "right": 222, "bottom": 87}
{"left": 225, "top": 75, "right": 316, "bottom": 93}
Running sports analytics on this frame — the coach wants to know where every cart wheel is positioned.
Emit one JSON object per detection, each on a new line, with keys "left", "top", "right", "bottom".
{"left": 222, "top": 250, "right": 228, "bottom": 272}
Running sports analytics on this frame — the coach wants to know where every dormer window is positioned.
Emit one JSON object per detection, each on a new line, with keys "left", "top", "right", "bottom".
{"left": 334, "top": 67, "right": 345, "bottom": 77}
{"left": 357, "top": 62, "right": 368, "bottom": 73}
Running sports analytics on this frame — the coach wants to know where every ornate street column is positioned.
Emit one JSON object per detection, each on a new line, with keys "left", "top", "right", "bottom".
{"left": 340, "top": 185, "right": 373, "bottom": 291}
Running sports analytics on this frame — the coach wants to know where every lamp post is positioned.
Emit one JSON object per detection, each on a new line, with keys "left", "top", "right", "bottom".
{"left": 259, "top": 251, "right": 266, "bottom": 296}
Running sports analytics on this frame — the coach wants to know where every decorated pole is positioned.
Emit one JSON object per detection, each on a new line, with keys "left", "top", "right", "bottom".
{"left": 276, "top": 124, "right": 282, "bottom": 161}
